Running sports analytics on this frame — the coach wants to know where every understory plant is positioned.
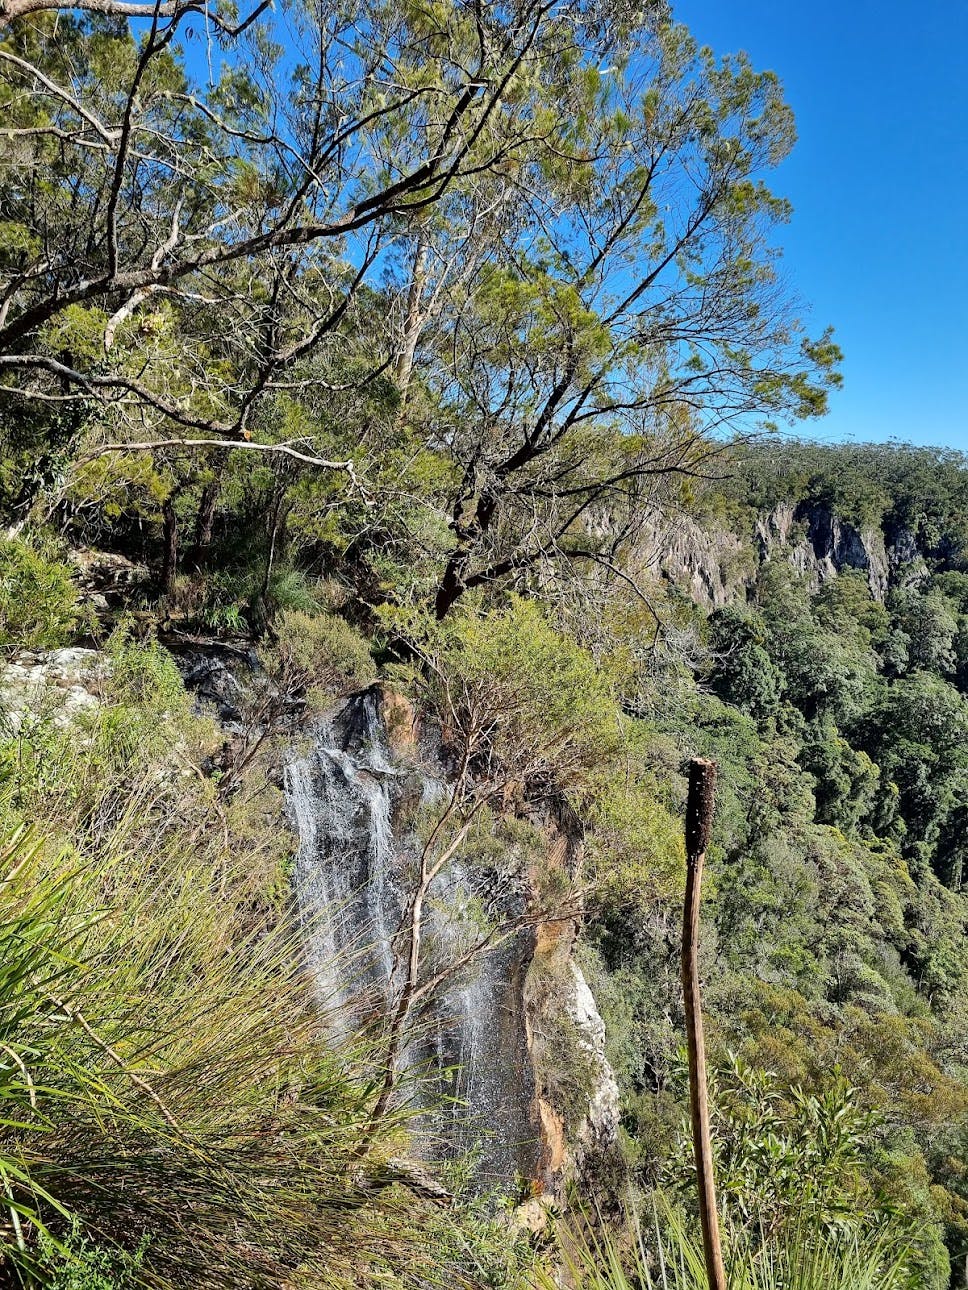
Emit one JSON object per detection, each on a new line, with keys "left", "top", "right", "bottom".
{"left": 0, "top": 633, "right": 521, "bottom": 1287}
{"left": 538, "top": 1204, "right": 919, "bottom": 1290}
{"left": 0, "top": 821, "right": 425, "bottom": 1287}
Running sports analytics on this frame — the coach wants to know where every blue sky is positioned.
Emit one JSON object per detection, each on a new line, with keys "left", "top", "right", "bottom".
{"left": 673, "top": 1, "right": 968, "bottom": 451}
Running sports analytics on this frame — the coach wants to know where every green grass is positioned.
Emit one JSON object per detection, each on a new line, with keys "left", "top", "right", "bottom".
{"left": 536, "top": 1204, "right": 921, "bottom": 1290}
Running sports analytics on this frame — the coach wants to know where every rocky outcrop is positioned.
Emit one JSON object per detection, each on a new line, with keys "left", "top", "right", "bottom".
{"left": 755, "top": 501, "right": 890, "bottom": 598}
{"left": 888, "top": 526, "right": 930, "bottom": 588}
{"left": 641, "top": 498, "right": 929, "bottom": 607}
{"left": 69, "top": 547, "right": 150, "bottom": 619}
{"left": 526, "top": 948, "right": 619, "bottom": 1189}
{"left": 523, "top": 813, "right": 619, "bottom": 1196}
{"left": 285, "top": 686, "right": 619, "bottom": 1200}
{"left": 635, "top": 509, "right": 754, "bottom": 609}
{"left": 170, "top": 644, "right": 260, "bottom": 731}
{"left": 0, "top": 647, "right": 107, "bottom": 730}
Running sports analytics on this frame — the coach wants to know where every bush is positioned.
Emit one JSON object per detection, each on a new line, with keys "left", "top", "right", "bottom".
{"left": 37, "top": 1222, "right": 145, "bottom": 1289}
{"left": 393, "top": 596, "right": 621, "bottom": 796}
{"left": 0, "top": 633, "right": 525, "bottom": 1287}
{"left": 0, "top": 537, "right": 79, "bottom": 649}
{"left": 266, "top": 607, "right": 375, "bottom": 701}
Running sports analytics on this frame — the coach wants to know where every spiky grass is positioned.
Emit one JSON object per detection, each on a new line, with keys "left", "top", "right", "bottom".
{"left": 0, "top": 821, "right": 440, "bottom": 1287}
{"left": 535, "top": 1203, "right": 921, "bottom": 1290}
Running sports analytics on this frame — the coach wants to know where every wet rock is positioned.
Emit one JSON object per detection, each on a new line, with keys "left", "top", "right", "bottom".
{"left": 170, "top": 645, "right": 259, "bottom": 731}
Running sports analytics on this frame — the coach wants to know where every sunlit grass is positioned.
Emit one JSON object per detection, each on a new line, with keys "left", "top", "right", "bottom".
{"left": 534, "top": 1203, "right": 920, "bottom": 1290}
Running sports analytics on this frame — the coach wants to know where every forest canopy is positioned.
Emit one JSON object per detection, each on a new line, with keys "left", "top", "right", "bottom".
{"left": 1, "top": 0, "right": 839, "bottom": 617}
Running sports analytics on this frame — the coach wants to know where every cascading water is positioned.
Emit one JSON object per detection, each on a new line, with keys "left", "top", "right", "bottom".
{"left": 285, "top": 688, "right": 539, "bottom": 1188}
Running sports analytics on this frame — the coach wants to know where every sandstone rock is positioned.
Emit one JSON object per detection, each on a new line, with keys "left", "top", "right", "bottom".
{"left": 564, "top": 958, "right": 621, "bottom": 1157}
{"left": 0, "top": 647, "right": 107, "bottom": 730}
{"left": 377, "top": 684, "right": 420, "bottom": 757}
{"left": 511, "top": 1194, "right": 557, "bottom": 1235}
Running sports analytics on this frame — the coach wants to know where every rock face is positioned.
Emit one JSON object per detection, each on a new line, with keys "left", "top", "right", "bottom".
{"left": 285, "top": 686, "right": 619, "bottom": 1197}
{"left": 523, "top": 814, "right": 620, "bottom": 1194}
{"left": 69, "top": 548, "right": 150, "bottom": 618}
{"left": 0, "top": 647, "right": 106, "bottom": 729}
{"left": 287, "top": 688, "right": 540, "bottom": 1184}
{"left": 170, "top": 645, "right": 259, "bottom": 731}
{"left": 635, "top": 509, "right": 753, "bottom": 609}
{"left": 642, "top": 499, "right": 926, "bottom": 607}
{"left": 754, "top": 501, "right": 890, "bottom": 599}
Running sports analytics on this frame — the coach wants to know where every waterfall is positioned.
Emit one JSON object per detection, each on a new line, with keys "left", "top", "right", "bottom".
{"left": 285, "top": 689, "right": 539, "bottom": 1188}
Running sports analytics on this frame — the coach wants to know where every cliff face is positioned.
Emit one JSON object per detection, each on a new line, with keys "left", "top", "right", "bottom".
{"left": 284, "top": 685, "right": 618, "bottom": 1200}
{"left": 754, "top": 501, "right": 890, "bottom": 599}
{"left": 641, "top": 499, "right": 927, "bottom": 608}
{"left": 522, "top": 812, "right": 620, "bottom": 1195}
{"left": 634, "top": 510, "right": 753, "bottom": 609}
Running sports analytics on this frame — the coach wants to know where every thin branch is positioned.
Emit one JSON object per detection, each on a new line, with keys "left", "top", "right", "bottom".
{"left": 77, "top": 437, "right": 368, "bottom": 484}
{"left": 45, "top": 990, "right": 183, "bottom": 1132}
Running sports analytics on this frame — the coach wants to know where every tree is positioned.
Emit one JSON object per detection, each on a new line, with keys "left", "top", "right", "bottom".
{"left": 364, "top": 598, "right": 620, "bottom": 1128}
{"left": 2, "top": 2, "right": 839, "bottom": 614}
{"left": 1, "top": 0, "right": 649, "bottom": 521}
{"left": 707, "top": 604, "right": 782, "bottom": 721}
{"left": 381, "top": 24, "right": 842, "bottom": 617}
{"left": 887, "top": 588, "right": 958, "bottom": 676}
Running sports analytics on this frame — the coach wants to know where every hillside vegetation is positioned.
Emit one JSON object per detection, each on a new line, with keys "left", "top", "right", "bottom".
{"left": 2, "top": 0, "right": 968, "bottom": 1286}
{"left": 5, "top": 440, "right": 968, "bottom": 1287}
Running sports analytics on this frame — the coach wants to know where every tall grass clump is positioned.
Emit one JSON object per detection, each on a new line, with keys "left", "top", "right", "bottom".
{"left": 0, "top": 820, "right": 433, "bottom": 1288}
{"left": 537, "top": 1205, "right": 921, "bottom": 1290}
{"left": 0, "top": 629, "right": 498, "bottom": 1287}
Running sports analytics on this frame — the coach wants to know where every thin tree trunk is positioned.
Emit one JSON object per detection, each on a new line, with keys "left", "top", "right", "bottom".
{"left": 434, "top": 487, "right": 497, "bottom": 619}
{"left": 261, "top": 480, "right": 287, "bottom": 600}
{"left": 189, "top": 458, "right": 224, "bottom": 569}
{"left": 434, "top": 549, "right": 468, "bottom": 620}
{"left": 160, "top": 493, "right": 179, "bottom": 596}
{"left": 394, "top": 237, "right": 429, "bottom": 404}
{"left": 682, "top": 757, "right": 726, "bottom": 1290}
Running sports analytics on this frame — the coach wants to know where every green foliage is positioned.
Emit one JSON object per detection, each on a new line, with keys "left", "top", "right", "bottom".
{"left": 266, "top": 607, "right": 375, "bottom": 702}
{"left": 37, "top": 1223, "right": 146, "bottom": 1289}
{"left": 536, "top": 1203, "right": 921, "bottom": 1290}
{"left": 672, "top": 1058, "right": 881, "bottom": 1236}
{"left": 707, "top": 605, "right": 782, "bottom": 721}
{"left": 0, "top": 537, "right": 79, "bottom": 649}
{"left": 0, "top": 635, "right": 540, "bottom": 1287}
{"left": 0, "top": 813, "right": 431, "bottom": 1287}
{"left": 393, "top": 597, "right": 621, "bottom": 795}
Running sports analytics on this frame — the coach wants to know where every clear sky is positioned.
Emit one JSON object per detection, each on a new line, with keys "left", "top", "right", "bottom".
{"left": 672, "top": 1, "right": 968, "bottom": 451}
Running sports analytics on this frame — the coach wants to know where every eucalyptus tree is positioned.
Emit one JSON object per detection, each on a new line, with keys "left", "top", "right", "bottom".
{"left": 1, "top": 0, "right": 841, "bottom": 606}
{"left": 380, "top": 23, "right": 842, "bottom": 617}
{"left": 0, "top": 0, "right": 645, "bottom": 528}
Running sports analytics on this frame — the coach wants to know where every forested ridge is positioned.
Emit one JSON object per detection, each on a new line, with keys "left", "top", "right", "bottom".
{"left": 2, "top": 0, "right": 968, "bottom": 1286}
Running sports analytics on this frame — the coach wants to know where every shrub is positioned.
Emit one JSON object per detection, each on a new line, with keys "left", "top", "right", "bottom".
{"left": 392, "top": 596, "right": 621, "bottom": 796}
{"left": 266, "top": 607, "right": 375, "bottom": 702}
{"left": 0, "top": 817, "right": 431, "bottom": 1288}
{"left": 37, "top": 1222, "right": 146, "bottom": 1289}
{"left": 0, "top": 537, "right": 79, "bottom": 649}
